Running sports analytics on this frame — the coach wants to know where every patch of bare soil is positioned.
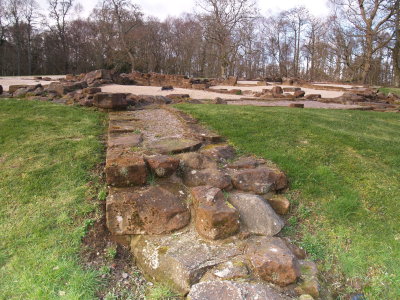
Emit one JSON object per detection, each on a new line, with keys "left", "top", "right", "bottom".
{"left": 81, "top": 210, "right": 147, "bottom": 299}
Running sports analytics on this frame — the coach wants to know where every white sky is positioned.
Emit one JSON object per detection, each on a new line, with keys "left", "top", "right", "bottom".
{"left": 37, "top": 0, "right": 330, "bottom": 19}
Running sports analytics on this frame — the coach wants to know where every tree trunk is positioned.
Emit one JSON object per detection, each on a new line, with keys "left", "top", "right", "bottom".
{"left": 394, "top": 6, "right": 400, "bottom": 87}
{"left": 361, "top": 34, "right": 374, "bottom": 84}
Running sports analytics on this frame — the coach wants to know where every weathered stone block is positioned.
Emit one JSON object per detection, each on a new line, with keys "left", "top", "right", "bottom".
{"left": 105, "top": 148, "right": 147, "bottom": 187}
{"left": 266, "top": 195, "right": 290, "bottom": 215}
{"left": 131, "top": 231, "right": 242, "bottom": 294}
{"left": 228, "top": 193, "right": 284, "bottom": 236}
{"left": 191, "top": 186, "right": 239, "bottom": 240}
{"left": 246, "top": 237, "right": 300, "bottom": 287}
{"left": 93, "top": 93, "right": 127, "bottom": 109}
{"left": 145, "top": 138, "right": 202, "bottom": 154}
{"left": 178, "top": 152, "right": 218, "bottom": 170}
{"left": 107, "top": 186, "right": 190, "bottom": 235}
{"left": 231, "top": 167, "right": 287, "bottom": 193}
{"left": 188, "top": 281, "right": 290, "bottom": 300}
{"left": 183, "top": 168, "right": 232, "bottom": 190}
{"left": 144, "top": 155, "right": 180, "bottom": 177}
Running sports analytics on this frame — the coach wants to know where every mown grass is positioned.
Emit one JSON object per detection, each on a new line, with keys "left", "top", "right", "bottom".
{"left": 379, "top": 87, "right": 400, "bottom": 96}
{"left": 176, "top": 104, "right": 400, "bottom": 299}
{"left": 0, "top": 99, "right": 106, "bottom": 299}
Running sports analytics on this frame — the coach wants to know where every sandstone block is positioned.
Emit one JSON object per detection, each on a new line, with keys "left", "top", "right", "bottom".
{"left": 266, "top": 195, "right": 290, "bottom": 215}
{"left": 246, "top": 237, "right": 300, "bottom": 286}
{"left": 144, "top": 155, "right": 180, "bottom": 177}
{"left": 188, "top": 281, "right": 290, "bottom": 300}
{"left": 107, "top": 186, "right": 190, "bottom": 235}
{"left": 231, "top": 167, "right": 288, "bottom": 193}
{"left": 191, "top": 186, "right": 239, "bottom": 240}
{"left": 93, "top": 93, "right": 127, "bottom": 109}
{"left": 105, "top": 149, "right": 147, "bottom": 187}
{"left": 131, "top": 231, "right": 242, "bottom": 294}
{"left": 183, "top": 168, "right": 232, "bottom": 190}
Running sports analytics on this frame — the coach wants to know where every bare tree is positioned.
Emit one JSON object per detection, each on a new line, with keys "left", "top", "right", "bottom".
{"left": 102, "top": 0, "right": 142, "bottom": 72}
{"left": 48, "top": 0, "right": 74, "bottom": 73}
{"left": 332, "top": 0, "right": 399, "bottom": 84}
{"left": 286, "top": 6, "right": 309, "bottom": 78}
{"left": 196, "top": 0, "right": 257, "bottom": 78}
{"left": 392, "top": 2, "right": 400, "bottom": 86}
{"left": 22, "top": 0, "right": 39, "bottom": 75}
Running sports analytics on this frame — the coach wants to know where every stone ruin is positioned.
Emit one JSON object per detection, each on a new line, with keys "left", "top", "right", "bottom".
{"left": 103, "top": 103, "right": 321, "bottom": 299}
{"left": 1, "top": 69, "right": 399, "bottom": 113}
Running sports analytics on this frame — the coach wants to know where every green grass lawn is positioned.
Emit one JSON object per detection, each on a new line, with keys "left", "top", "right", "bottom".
{"left": 176, "top": 104, "right": 400, "bottom": 299}
{"left": 379, "top": 87, "right": 400, "bottom": 96}
{"left": 0, "top": 99, "right": 106, "bottom": 299}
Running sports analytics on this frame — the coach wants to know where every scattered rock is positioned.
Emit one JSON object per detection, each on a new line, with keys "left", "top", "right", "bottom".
{"left": 305, "top": 94, "right": 321, "bottom": 100}
{"left": 283, "top": 87, "right": 301, "bottom": 92}
{"left": 212, "top": 97, "right": 228, "bottom": 104}
{"left": 83, "top": 87, "right": 101, "bottom": 94}
{"left": 188, "top": 281, "right": 290, "bottom": 300}
{"left": 107, "top": 186, "right": 190, "bottom": 235}
{"left": 161, "top": 85, "right": 174, "bottom": 91}
{"left": 294, "top": 90, "right": 306, "bottom": 98}
{"left": 228, "top": 193, "right": 284, "bottom": 236}
{"left": 246, "top": 237, "right": 301, "bottom": 286}
{"left": 13, "top": 88, "right": 28, "bottom": 97}
{"left": 105, "top": 148, "right": 147, "bottom": 187}
{"left": 84, "top": 69, "right": 112, "bottom": 85}
{"left": 165, "top": 94, "right": 190, "bottom": 101}
{"left": 144, "top": 155, "right": 180, "bottom": 177}
{"left": 191, "top": 186, "right": 239, "bottom": 240}
{"left": 271, "top": 86, "right": 283, "bottom": 96}
{"left": 8, "top": 85, "right": 28, "bottom": 93}
{"left": 0, "top": 85, "right": 3, "bottom": 94}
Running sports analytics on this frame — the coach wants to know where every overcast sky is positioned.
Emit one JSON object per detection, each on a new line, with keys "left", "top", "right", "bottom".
{"left": 37, "top": 0, "right": 330, "bottom": 19}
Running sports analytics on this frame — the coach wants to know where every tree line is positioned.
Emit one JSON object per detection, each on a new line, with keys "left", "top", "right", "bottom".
{"left": 0, "top": 0, "right": 399, "bottom": 86}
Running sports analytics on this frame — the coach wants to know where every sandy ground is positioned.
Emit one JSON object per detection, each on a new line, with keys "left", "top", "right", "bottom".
{"left": 101, "top": 85, "right": 247, "bottom": 100}
{"left": 238, "top": 80, "right": 258, "bottom": 85}
{"left": 228, "top": 100, "right": 361, "bottom": 109}
{"left": 212, "top": 84, "right": 344, "bottom": 98}
{"left": 103, "top": 83, "right": 345, "bottom": 99}
{"left": 0, "top": 75, "right": 349, "bottom": 100}
{"left": 312, "top": 83, "right": 363, "bottom": 88}
{"left": 0, "top": 75, "right": 64, "bottom": 91}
